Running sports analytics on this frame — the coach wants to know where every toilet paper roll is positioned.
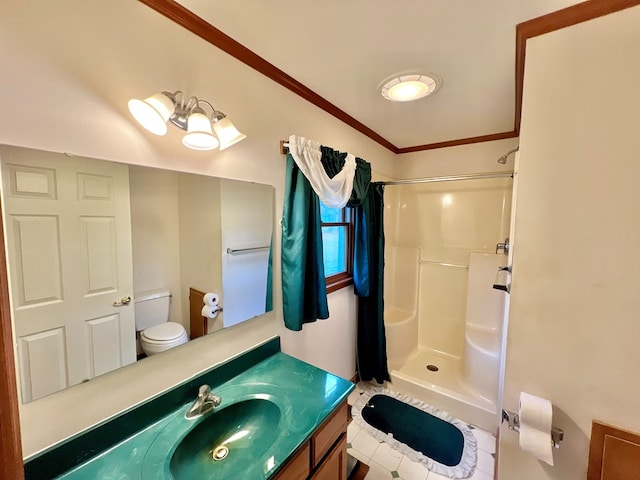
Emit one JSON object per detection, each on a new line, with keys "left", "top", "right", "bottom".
{"left": 519, "top": 392, "right": 554, "bottom": 466}
{"left": 201, "top": 304, "right": 219, "bottom": 319}
{"left": 203, "top": 292, "right": 219, "bottom": 307}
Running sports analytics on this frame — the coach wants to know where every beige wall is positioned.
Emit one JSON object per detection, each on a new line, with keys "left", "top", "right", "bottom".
{"left": 177, "top": 174, "right": 223, "bottom": 333}
{"left": 129, "top": 167, "right": 183, "bottom": 327}
{"left": 499, "top": 6, "right": 640, "bottom": 479}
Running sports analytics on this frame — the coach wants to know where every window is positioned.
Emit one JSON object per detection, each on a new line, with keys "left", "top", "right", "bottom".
{"left": 320, "top": 202, "right": 354, "bottom": 292}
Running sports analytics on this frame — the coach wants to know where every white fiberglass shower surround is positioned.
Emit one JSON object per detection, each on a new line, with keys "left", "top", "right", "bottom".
{"left": 382, "top": 172, "right": 512, "bottom": 432}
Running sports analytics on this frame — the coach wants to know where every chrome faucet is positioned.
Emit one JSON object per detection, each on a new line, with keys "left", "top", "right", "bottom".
{"left": 185, "top": 384, "right": 222, "bottom": 419}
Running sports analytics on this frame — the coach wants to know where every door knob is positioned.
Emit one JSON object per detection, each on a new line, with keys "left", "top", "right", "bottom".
{"left": 113, "top": 295, "right": 132, "bottom": 307}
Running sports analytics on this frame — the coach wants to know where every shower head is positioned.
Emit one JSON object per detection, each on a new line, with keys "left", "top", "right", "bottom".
{"left": 497, "top": 147, "right": 519, "bottom": 164}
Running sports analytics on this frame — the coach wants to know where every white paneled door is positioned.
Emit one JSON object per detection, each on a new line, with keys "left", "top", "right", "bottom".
{"left": 1, "top": 146, "right": 135, "bottom": 402}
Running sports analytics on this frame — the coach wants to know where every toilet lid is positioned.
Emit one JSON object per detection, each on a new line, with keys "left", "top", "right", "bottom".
{"left": 142, "top": 322, "right": 186, "bottom": 342}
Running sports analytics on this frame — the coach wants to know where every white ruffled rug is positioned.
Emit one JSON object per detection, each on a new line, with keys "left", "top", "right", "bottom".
{"left": 351, "top": 386, "right": 477, "bottom": 479}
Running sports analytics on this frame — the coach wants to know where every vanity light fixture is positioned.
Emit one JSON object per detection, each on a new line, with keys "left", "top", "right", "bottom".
{"left": 379, "top": 73, "right": 441, "bottom": 102}
{"left": 128, "top": 91, "right": 247, "bottom": 151}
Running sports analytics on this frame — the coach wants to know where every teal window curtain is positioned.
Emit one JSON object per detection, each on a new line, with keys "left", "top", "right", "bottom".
{"left": 281, "top": 154, "right": 329, "bottom": 331}
{"left": 320, "top": 146, "right": 371, "bottom": 296}
{"left": 281, "top": 144, "right": 390, "bottom": 382}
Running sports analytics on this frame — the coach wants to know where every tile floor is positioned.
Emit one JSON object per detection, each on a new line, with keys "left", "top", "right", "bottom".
{"left": 347, "top": 386, "right": 496, "bottom": 480}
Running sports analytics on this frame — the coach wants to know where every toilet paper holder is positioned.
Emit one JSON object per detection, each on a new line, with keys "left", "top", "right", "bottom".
{"left": 502, "top": 409, "right": 565, "bottom": 448}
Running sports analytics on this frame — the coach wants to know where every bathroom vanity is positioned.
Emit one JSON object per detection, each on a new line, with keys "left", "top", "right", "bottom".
{"left": 23, "top": 338, "right": 354, "bottom": 480}
{"left": 272, "top": 401, "right": 349, "bottom": 480}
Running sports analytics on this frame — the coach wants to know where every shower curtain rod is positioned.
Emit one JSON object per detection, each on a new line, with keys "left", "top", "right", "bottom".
{"left": 374, "top": 171, "right": 513, "bottom": 186}
{"left": 279, "top": 141, "right": 513, "bottom": 185}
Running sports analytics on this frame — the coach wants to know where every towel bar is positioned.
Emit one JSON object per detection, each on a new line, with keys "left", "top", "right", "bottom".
{"left": 226, "top": 246, "right": 270, "bottom": 254}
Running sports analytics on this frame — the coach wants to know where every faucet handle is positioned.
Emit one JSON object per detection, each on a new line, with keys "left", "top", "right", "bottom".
{"left": 186, "top": 384, "right": 221, "bottom": 419}
{"left": 198, "top": 384, "right": 221, "bottom": 406}
{"left": 198, "top": 384, "right": 211, "bottom": 398}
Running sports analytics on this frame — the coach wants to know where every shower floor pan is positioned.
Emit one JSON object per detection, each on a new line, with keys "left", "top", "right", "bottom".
{"left": 388, "top": 347, "right": 499, "bottom": 432}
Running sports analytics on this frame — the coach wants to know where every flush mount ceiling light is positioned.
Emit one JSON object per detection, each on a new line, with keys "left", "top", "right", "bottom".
{"left": 128, "top": 90, "right": 247, "bottom": 151}
{"left": 379, "top": 73, "right": 441, "bottom": 102}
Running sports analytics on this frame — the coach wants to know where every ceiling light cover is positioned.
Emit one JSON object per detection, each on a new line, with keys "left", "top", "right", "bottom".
{"left": 182, "top": 112, "right": 219, "bottom": 151}
{"left": 128, "top": 93, "right": 175, "bottom": 135}
{"left": 213, "top": 117, "right": 247, "bottom": 151}
{"left": 380, "top": 74, "right": 440, "bottom": 102}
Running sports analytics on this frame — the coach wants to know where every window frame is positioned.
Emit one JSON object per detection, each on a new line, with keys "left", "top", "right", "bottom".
{"left": 320, "top": 206, "right": 355, "bottom": 293}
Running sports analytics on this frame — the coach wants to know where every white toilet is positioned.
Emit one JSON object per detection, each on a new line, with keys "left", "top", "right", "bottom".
{"left": 134, "top": 290, "right": 188, "bottom": 356}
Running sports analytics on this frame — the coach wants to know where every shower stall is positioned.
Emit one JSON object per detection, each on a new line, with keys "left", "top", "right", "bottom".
{"left": 382, "top": 173, "right": 512, "bottom": 432}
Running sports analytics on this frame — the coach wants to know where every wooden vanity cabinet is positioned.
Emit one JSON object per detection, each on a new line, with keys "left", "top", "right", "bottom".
{"left": 275, "top": 443, "right": 311, "bottom": 480}
{"left": 309, "top": 435, "right": 347, "bottom": 480}
{"left": 273, "top": 401, "right": 349, "bottom": 480}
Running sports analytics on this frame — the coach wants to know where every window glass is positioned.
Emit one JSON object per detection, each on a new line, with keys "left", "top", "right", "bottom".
{"left": 321, "top": 226, "right": 347, "bottom": 276}
{"left": 319, "top": 202, "right": 353, "bottom": 291}
{"left": 320, "top": 203, "right": 343, "bottom": 223}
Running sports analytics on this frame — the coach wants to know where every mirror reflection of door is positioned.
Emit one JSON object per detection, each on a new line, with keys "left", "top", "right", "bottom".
{"left": 0, "top": 144, "right": 275, "bottom": 404}
{"left": 0, "top": 146, "right": 136, "bottom": 402}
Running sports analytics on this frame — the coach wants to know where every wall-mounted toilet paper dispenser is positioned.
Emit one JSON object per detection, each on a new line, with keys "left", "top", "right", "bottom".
{"left": 502, "top": 409, "right": 565, "bottom": 449}
{"left": 201, "top": 292, "right": 223, "bottom": 319}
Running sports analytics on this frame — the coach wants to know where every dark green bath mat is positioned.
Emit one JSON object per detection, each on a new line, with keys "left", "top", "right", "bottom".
{"left": 352, "top": 388, "right": 477, "bottom": 478}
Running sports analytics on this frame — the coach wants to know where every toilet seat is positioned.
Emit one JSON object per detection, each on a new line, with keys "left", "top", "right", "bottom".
{"left": 141, "top": 322, "right": 186, "bottom": 343}
{"left": 140, "top": 322, "right": 188, "bottom": 356}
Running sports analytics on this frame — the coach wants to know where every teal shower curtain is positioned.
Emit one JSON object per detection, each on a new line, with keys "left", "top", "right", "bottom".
{"left": 354, "top": 183, "right": 389, "bottom": 383}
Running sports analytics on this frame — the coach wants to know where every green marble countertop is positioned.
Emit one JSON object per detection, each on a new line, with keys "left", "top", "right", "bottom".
{"left": 55, "top": 352, "right": 354, "bottom": 479}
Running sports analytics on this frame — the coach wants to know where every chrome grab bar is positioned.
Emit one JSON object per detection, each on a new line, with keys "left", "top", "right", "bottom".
{"left": 419, "top": 259, "right": 469, "bottom": 270}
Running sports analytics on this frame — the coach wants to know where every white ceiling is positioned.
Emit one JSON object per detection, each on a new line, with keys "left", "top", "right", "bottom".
{"left": 176, "top": 0, "right": 582, "bottom": 149}
{"left": 0, "top": 0, "right": 583, "bottom": 159}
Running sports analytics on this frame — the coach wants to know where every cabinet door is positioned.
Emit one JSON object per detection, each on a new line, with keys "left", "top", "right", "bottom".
{"left": 312, "top": 402, "right": 348, "bottom": 467}
{"left": 310, "top": 435, "right": 347, "bottom": 480}
{"left": 273, "top": 442, "right": 310, "bottom": 480}
{"left": 588, "top": 421, "right": 640, "bottom": 480}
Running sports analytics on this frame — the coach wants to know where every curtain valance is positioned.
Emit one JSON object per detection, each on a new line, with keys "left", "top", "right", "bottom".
{"left": 287, "top": 135, "right": 357, "bottom": 209}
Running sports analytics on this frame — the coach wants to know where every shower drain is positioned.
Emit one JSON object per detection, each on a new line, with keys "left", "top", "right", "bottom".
{"left": 426, "top": 364, "right": 439, "bottom": 372}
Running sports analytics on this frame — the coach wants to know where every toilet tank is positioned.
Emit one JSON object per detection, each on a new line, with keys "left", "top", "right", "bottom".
{"left": 134, "top": 289, "right": 171, "bottom": 331}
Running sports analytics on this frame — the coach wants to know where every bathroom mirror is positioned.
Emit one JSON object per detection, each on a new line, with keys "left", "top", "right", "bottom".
{"left": 0, "top": 144, "right": 274, "bottom": 404}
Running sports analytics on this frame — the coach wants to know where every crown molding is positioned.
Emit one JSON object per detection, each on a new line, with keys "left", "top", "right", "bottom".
{"left": 138, "top": 0, "right": 640, "bottom": 154}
